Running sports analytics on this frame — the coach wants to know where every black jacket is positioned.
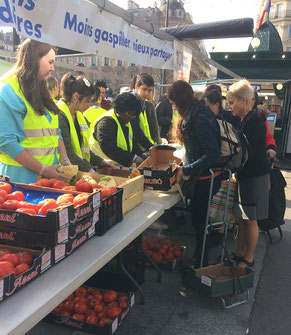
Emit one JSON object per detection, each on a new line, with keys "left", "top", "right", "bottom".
{"left": 156, "top": 95, "right": 173, "bottom": 139}
{"left": 182, "top": 100, "right": 221, "bottom": 177}
{"left": 237, "top": 110, "right": 270, "bottom": 180}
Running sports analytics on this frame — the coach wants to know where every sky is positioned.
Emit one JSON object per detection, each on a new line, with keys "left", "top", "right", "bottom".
{"left": 110, "top": 0, "right": 262, "bottom": 54}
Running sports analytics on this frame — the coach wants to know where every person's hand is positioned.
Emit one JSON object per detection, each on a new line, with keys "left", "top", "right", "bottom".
{"left": 267, "top": 149, "right": 276, "bottom": 160}
{"left": 161, "top": 137, "right": 168, "bottom": 145}
{"left": 176, "top": 166, "right": 184, "bottom": 183}
{"left": 101, "top": 159, "right": 115, "bottom": 168}
{"left": 42, "top": 165, "right": 71, "bottom": 182}
{"left": 61, "top": 158, "right": 72, "bottom": 166}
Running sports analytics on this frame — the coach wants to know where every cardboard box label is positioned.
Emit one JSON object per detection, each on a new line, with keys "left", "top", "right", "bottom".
{"left": 143, "top": 169, "right": 152, "bottom": 177}
{"left": 55, "top": 244, "right": 66, "bottom": 263}
{"left": 88, "top": 224, "right": 95, "bottom": 238}
{"left": 41, "top": 250, "right": 52, "bottom": 273}
{"left": 0, "top": 279, "right": 3, "bottom": 300}
{"left": 59, "top": 208, "right": 69, "bottom": 228}
{"left": 130, "top": 294, "right": 135, "bottom": 307}
{"left": 112, "top": 317, "right": 118, "bottom": 334}
{"left": 201, "top": 275, "right": 212, "bottom": 287}
{"left": 93, "top": 193, "right": 101, "bottom": 209}
{"left": 58, "top": 227, "right": 69, "bottom": 244}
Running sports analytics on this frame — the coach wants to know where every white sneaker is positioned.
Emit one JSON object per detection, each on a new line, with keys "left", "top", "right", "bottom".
{"left": 150, "top": 221, "right": 168, "bottom": 230}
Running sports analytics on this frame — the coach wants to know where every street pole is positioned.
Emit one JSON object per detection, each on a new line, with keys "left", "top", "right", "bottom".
{"left": 161, "top": 0, "right": 169, "bottom": 98}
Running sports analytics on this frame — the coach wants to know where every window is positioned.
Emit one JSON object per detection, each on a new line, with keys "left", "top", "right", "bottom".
{"left": 117, "top": 60, "right": 122, "bottom": 66}
{"left": 104, "top": 57, "right": 109, "bottom": 66}
{"left": 91, "top": 56, "right": 96, "bottom": 66}
{"left": 177, "top": 9, "right": 183, "bottom": 17}
{"left": 289, "top": 25, "right": 291, "bottom": 38}
{"left": 276, "top": 4, "right": 282, "bottom": 18}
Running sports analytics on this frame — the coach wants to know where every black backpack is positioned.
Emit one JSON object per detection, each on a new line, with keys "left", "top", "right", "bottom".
{"left": 217, "top": 118, "right": 249, "bottom": 172}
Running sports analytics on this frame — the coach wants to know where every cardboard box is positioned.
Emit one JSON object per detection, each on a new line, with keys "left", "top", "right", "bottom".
{"left": 0, "top": 244, "right": 51, "bottom": 302}
{"left": 138, "top": 146, "right": 182, "bottom": 191}
{"left": 0, "top": 175, "right": 101, "bottom": 248}
{"left": 78, "top": 170, "right": 144, "bottom": 215}
{"left": 183, "top": 260, "right": 254, "bottom": 297}
{"left": 45, "top": 289, "right": 134, "bottom": 335}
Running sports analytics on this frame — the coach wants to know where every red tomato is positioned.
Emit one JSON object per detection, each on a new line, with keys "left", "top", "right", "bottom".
{"left": 38, "top": 200, "right": 58, "bottom": 215}
{"left": 99, "top": 317, "right": 112, "bottom": 326}
{"left": 87, "top": 287, "right": 96, "bottom": 294}
{"left": 73, "top": 193, "right": 89, "bottom": 208}
{"left": 16, "top": 208, "right": 37, "bottom": 215}
{"left": 119, "top": 301, "right": 127, "bottom": 310}
{"left": 93, "top": 303, "right": 104, "bottom": 313}
{"left": 74, "top": 296, "right": 87, "bottom": 304}
{"left": 86, "top": 314, "right": 98, "bottom": 324}
{"left": 75, "top": 286, "right": 87, "bottom": 296}
{"left": 107, "top": 301, "right": 119, "bottom": 308}
{"left": 15, "top": 263, "right": 30, "bottom": 276}
{"left": 62, "top": 186, "right": 77, "bottom": 191}
{"left": 17, "top": 201, "right": 40, "bottom": 212}
{"left": 91, "top": 183, "right": 102, "bottom": 190}
{"left": 6, "top": 191, "right": 25, "bottom": 202}
{"left": 64, "top": 293, "right": 74, "bottom": 302}
{"left": 107, "top": 306, "right": 122, "bottom": 319}
{"left": 103, "top": 290, "right": 117, "bottom": 303}
{"left": 1, "top": 200, "right": 19, "bottom": 210}
{"left": 63, "top": 300, "right": 74, "bottom": 313}
{"left": 0, "top": 248, "right": 10, "bottom": 256}
{"left": 100, "top": 187, "right": 114, "bottom": 200}
{"left": 52, "top": 306, "right": 63, "bottom": 315}
{"left": 47, "top": 178, "right": 59, "bottom": 187}
{"left": 0, "top": 199, "right": 4, "bottom": 206}
{"left": 59, "top": 310, "right": 71, "bottom": 317}
{"left": 72, "top": 313, "right": 85, "bottom": 321}
{"left": 0, "top": 189, "right": 8, "bottom": 201}
{"left": 74, "top": 302, "right": 88, "bottom": 314}
{"left": 0, "top": 182, "right": 12, "bottom": 194}
{"left": 0, "top": 253, "right": 19, "bottom": 266}
{"left": 16, "top": 251, "right": 33, "bottom": 266}
{"left": 37, "top": 198, "right": 55, "bottom": 207}
{"left": 0, "top": 261, "right": 15, "bottom": 279}
{"left": 118, "top": 294, "right": 129, "bottom": 303}
{"left": 75, "top": 180, "right": 92, "bottom": 193}
{"left": 90, "top": 296, "right": 102, "bottom": 307}
{"left": 53, "top": 181, "right": 66, "bottom": 189}
{"left": 35, "top": 178, "right": 51, "bottom": 187}
{"left": 56, "top": 194, "right": 74, "bottom": 206}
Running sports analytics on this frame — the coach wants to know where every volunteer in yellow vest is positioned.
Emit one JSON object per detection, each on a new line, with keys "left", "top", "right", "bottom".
{"left": 132, "top": 73, "right": 167, "bottom": 152}
{"left": 0, "top": 39, "right": 70, "bottom": 184}
{"left": 84, "top": 85, "right": 107, "bottom": 134}
{"left": 46, "top": 75, "right": 59, "bottom": 103}
{"left": 90, "top": 92, "right": 145, "bottom": 167}
{"left": 58, "top": 73, "right": 113, "bottom": 173}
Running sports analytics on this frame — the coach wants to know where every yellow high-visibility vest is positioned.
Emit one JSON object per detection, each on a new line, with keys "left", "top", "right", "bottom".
{"left": 90, "top": 109, "right": 133, "bottom": 164}
{"left": 84, "top": 105, "right": 107, "bottom": 134}
{"left": 0, "top": 76, "right": 59, "bottom": 167}
{"left": 57, "top": 99, "right": 91, "bottom": 162}
{"left": 138, "top": 109, "right": 154, "bottom": 150}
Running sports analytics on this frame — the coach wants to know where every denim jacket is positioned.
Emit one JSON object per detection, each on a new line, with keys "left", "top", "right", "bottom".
{"left": 182, "top": 100, "right": 221, "bottom": 177}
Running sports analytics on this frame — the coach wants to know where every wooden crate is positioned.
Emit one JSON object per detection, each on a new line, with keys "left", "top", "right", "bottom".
{"left": 77, "top": 171, "right": 144, "bottom": 215}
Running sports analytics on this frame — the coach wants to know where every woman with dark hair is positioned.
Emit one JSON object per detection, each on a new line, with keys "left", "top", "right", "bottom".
{"left": 90, "top": 91, "right": 145, "bottom": 167}
{"left": 58, "top": 73, "right": 113, "bottom": 172}
{"left": 0, "top": 39, "right": 69, "bottom": 183}
{"left": 168, "top": 80, "right": 223, "bottom": 268}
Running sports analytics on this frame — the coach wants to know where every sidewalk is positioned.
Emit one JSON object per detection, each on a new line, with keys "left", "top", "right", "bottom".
{"left": 27, "top": 170, "right": 291, "bottom": 335}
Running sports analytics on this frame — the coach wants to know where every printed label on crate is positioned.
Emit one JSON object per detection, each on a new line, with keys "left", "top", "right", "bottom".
{"left": 59, "top": 208, "right": 69, "bottom": 228}
{"left": 201, "top": 275, "right": 212, "bottom": 287}
{"left": 0, "top": 230, "right": 16, "bottom": 242}
{"left": 66, "top": 230, "right": 90, "bottom": 256}
{"left": 55, "top": 244, "right": 66, "bottom": 263}
{"left": 88, "top": 224, "right": 95, "bottom": 238}
{"left": 58, "top": 227, "right": 69, "bottom": 244}
{"left": 0, "top": 279, "right": 3, "bottom": 301}
{"left": 41, "top": 250, "right": 52, "bottom": 273}
{"left": 0, "top": 212, "right": 17, "bottom": 224}
{"left": 70, "top": 219, "right": 93, "bottom": 239}
{"left": 93, "top": 208, "right": 99, "bottom": 224}
{"left": 143, "top": 170, "right": 152, "bottom": 177}
{"left": 6, "top": 265, "right": 40, "bottom": 296}
{"left": 55, "top": 316, "right": 84, "bottom": 329}
{"left": 130, "top": 294, "right": 135, "bottom": 307}
{"left": 70, "top": 203, "right": 93, "bottom": 224}
{"left": 92, "top": 192, "right": 101, "bottom": 209}
{"left": 112, "top": 317, "right": 118, "bottom": 334}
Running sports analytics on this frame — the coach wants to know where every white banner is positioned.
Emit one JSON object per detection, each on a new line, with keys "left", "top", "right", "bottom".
{"left": 173, "top": 40, "right": 192, "bottom": 82}
{"left": 0, "top": 0, "right": 174, "bottom": 69}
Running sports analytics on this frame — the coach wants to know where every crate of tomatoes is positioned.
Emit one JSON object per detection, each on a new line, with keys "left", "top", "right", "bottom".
{"left": 45, "top": 286, "right": 134, "bottom": 335}
{"left": 0, "top": 244, "right": 51, "bottom": 302}
{"left": 0, "top": 176, "right": 100, "bottom": 248}
{"left": 142, "top": 235, "right": 185, "bottom": 271}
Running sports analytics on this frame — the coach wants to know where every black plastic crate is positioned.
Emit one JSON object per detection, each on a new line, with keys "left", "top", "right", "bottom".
{"left": 96, "top": 188, "right": 123, "bottom": 236}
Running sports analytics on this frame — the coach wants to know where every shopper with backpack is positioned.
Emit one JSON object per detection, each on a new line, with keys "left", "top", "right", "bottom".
{"left": 169, "top": 80, "right": 223, "bottom": 268}
{"left": 227, "top": 80, "right": 270, "bottom": 269}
